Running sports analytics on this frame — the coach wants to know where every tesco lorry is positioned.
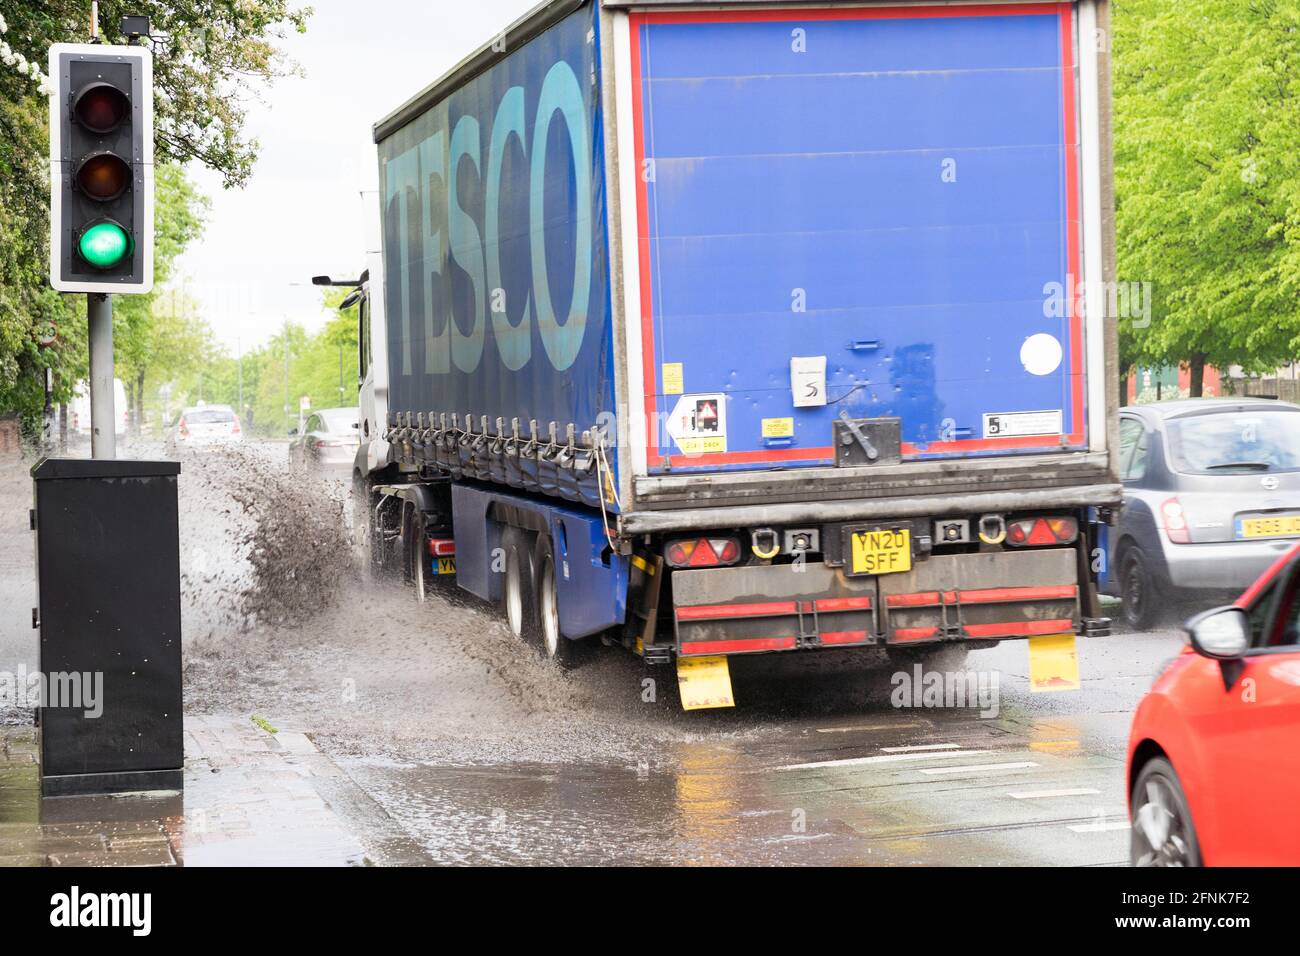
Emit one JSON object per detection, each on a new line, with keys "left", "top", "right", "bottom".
{"left": 339, "top": 0, "right": 1122, "bottom": 707}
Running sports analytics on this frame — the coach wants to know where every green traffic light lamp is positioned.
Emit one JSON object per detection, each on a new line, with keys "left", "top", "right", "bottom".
{"left": 77, "top": 221, "right": 131, "bottom": 269}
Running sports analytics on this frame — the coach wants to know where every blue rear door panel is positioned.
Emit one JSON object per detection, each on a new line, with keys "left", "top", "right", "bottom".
{"left": 632, "top": 6, "right": 1085, "bottom": 473}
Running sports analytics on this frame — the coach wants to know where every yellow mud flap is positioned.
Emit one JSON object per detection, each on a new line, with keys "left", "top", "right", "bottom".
{"left": 1028, "top": 633, "right": 1079, "bottom": 692}
{"left": 676, "top": 655, "right": 735, "bottom": 710}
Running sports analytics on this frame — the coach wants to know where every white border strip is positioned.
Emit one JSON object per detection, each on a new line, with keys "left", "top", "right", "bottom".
{"left": 1077, "top": 1, "right": 1106, "bottom": 452}
{"left": 612, "top": 11, "right": 649, "bottom": 482}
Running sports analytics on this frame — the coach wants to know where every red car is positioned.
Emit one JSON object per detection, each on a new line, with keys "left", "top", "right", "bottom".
{"left": 1127, "top": 541, "right": 1300, "bottom": 865}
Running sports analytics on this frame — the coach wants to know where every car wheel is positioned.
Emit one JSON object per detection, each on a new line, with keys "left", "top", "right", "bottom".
{"left": 534, "top": 534, "right": 584, "bottom": 668}
{"left": 1130, "top": 756, "right": 1202, "bottom": 867}
{"left": 501, "top": 528, "right": 537, "bottom": 642}
{"left": 1120, "top": 547, "right": 1160, "bottom": 630}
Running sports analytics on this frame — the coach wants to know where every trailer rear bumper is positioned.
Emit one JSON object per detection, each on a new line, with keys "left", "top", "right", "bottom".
{"left": 622, "top": 481, "right": 1121, "bottom": 535}
{"left": 671, "top": 549, "right": 1080, "bottom": 656}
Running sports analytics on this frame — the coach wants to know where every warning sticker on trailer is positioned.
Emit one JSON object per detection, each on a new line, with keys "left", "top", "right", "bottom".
{"left": 662, "top": 362, "right": 684, "bottom": 395}
{"left": 982, "top": 409, "right": 1063, "bottom": 439}
{"left": 761, "top": 417, "right": 794, "bottom": 438}
{"left": 667, "top": 392, "right": 727, "bottom": 456}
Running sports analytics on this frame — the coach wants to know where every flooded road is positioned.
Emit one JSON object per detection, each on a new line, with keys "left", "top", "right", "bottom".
{"left": 0, "top": 440, "right": 1185, "bottom": 865}
{"left": 331, "top": 633, "right": 1172, "bottom": 866}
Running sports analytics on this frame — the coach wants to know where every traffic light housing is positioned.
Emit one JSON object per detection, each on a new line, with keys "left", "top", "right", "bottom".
{"left": 48, "top": 43, "right": 153, "bottom": 293}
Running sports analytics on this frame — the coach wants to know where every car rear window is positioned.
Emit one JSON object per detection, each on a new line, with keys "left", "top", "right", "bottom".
{"left": 1165, "top": 410, "right": 1300, "bottom": 473}
{"left": 187, "top": 409, "right": 235, "bottom": 424}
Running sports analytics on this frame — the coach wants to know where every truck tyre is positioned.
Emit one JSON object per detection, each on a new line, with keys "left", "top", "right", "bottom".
{"left": 533, "top": 533, "right": 584, "bottom": 668}
{"left": 401, "top": 503, "right": 418, "bottom": 587}
{"left": 501, "top": 527, "right": 537, "bottom": 641}
{"left": 1119, "top": 545, "right": 1160, "bottom": 631}
{"left": 351, "top": 478, "right": 380, "bottom": 581}
{"left": 411, "top": 510, "right": 431, "bottom": 604}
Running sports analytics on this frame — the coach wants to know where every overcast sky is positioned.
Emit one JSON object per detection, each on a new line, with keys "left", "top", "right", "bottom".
{"left": 174, "top": 0, "right": 537, "bottom": 352}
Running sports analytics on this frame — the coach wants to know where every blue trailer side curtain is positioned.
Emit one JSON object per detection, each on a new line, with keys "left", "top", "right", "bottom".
{"left": 377, "top": 4, "right": 614, "bottom": 454}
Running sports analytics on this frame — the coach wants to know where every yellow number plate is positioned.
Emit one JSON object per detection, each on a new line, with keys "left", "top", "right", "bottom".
{"left": 436, "top": 557, "right": 457, "bottom": 575}
{"left": 850, "top": 528, "right": 912, "bottom": 575}
{"left": 1239, "top": 515, "right": 1300, "bottom": 539}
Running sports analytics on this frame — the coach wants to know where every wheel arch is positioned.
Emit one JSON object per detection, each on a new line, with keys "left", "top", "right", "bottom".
{"left": 1127, "top": 737, "right": 1168, "bottom": 808}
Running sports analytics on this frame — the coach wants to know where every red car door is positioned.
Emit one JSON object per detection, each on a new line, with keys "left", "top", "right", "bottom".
{"left": 1191, "top": 560, "right": 1300, "bottom": 864}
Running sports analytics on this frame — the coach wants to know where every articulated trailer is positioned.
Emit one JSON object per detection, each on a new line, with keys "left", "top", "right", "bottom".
{"left": 347, "top": 0, "right": 1121, "bottom": 707}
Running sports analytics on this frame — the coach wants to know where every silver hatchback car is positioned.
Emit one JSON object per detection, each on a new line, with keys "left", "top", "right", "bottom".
{"left": 1104, "top": 398, "right": 1300, "bottom": 628}
{"left": 288, "top": 407, "right": 360, "bottom": 473}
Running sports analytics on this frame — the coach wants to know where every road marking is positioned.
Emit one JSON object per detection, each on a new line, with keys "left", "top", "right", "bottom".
{"left": 815, "top": 721, "right": 925, "bottom": 734}
{"left": 1067, "top": 819, "right": 1131, "bottom": 833}
{"left": 1007, "top": 788, "right": 1101, "bottom": 800}
{"left": 880, "top": 743, "right": 961, "bottom": 753}
{"left": 777, "top": 749, "right": 993, "bottom": 771}
{"left": 918, "top": 761, "right": 1038, "bottom": 776}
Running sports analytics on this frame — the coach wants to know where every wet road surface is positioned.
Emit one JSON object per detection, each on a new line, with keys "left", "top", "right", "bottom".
{"left": 331, "top": 632, "right": 1176, "bottom": 866}
{"left": 0, "top": 442, "right": 1189, "bottom": 865}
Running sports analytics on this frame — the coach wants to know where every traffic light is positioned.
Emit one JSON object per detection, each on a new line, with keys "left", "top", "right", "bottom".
{"left": 48, "top": 43, "right": 153, "bottom": 293}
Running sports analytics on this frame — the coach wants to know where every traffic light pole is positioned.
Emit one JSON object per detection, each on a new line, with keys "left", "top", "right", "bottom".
{"left": 87, "top": 292, "right": 116, "bottom": 460}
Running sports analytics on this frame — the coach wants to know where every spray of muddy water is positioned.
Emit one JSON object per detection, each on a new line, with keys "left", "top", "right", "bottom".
{"left": 174, "top": 441, "right": 900, "bottom": 773}
{"left": 174, "top": 441, "right": 743, "bottom": 768}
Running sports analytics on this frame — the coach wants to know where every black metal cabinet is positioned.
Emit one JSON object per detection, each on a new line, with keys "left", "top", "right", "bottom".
{"left": 32, "top": 458, "right": 183, "bottom": 795}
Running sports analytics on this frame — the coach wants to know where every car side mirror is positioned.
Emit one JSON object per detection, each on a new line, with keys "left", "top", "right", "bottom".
{"left": 1186, "top": 606, "right": 1250, "bottom": 659}
{"left": 1185, "top": 605, "right": 1250, "bottom": 690}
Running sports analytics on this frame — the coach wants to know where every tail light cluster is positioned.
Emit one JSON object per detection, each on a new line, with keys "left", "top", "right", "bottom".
{"left": 1005, "top": 516, "right": 1078, "bottom": 547}
{"left": 427, "top": 537, "right": 456, "bottom": 557}
{"left": 665, "top": 536, "right": 741, "bottom": 568}
{"left": 178, "top": 417, "right": 188, "bottom": 437}
{"left": 232, "top": 417, "right": 242, "bottom": 435}
{"left": 1160, "top": 497, "right": 1189, "bottom": 543}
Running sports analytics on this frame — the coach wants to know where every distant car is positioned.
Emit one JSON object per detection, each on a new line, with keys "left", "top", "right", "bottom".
{"left": 1127, "top": 542, "right": 1300, "bottom": 865}
{"left": 166, "top": 404, "right": 243, "bottom": 454}
{"left": 288, "top": 407, "right": 359, "bottom": 472}
{"left": 1105, "top": 398, "right": 1300, "bottom": 629}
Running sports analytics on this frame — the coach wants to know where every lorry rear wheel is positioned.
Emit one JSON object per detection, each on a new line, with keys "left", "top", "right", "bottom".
{"left": 411, "top": 511, "right": 431, "bottom": 604}
{"left": 534, "top": 534, "right": 584, "bottom": 668}
{"left": 502, "top": 527, "right": 537, "bottom": 641}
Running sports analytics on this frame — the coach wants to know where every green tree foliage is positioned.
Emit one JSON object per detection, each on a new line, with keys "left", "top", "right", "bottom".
{"left": 1, "top": 1, "right": 310, "bottom": 187}
{"left": 0, "top": 0, "right": 310, "bottom": 426}
{"left": 1114, "top": 0, "right": 1300, "bottom": 394}
{"left": 116, "top": 164, "right": 209, "bottom": 428}
{"left": 168, "top": 288, "right": 359, "bottom": 436}
{"left": 0, "top": 70, "right": 83, "bottom": 422}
